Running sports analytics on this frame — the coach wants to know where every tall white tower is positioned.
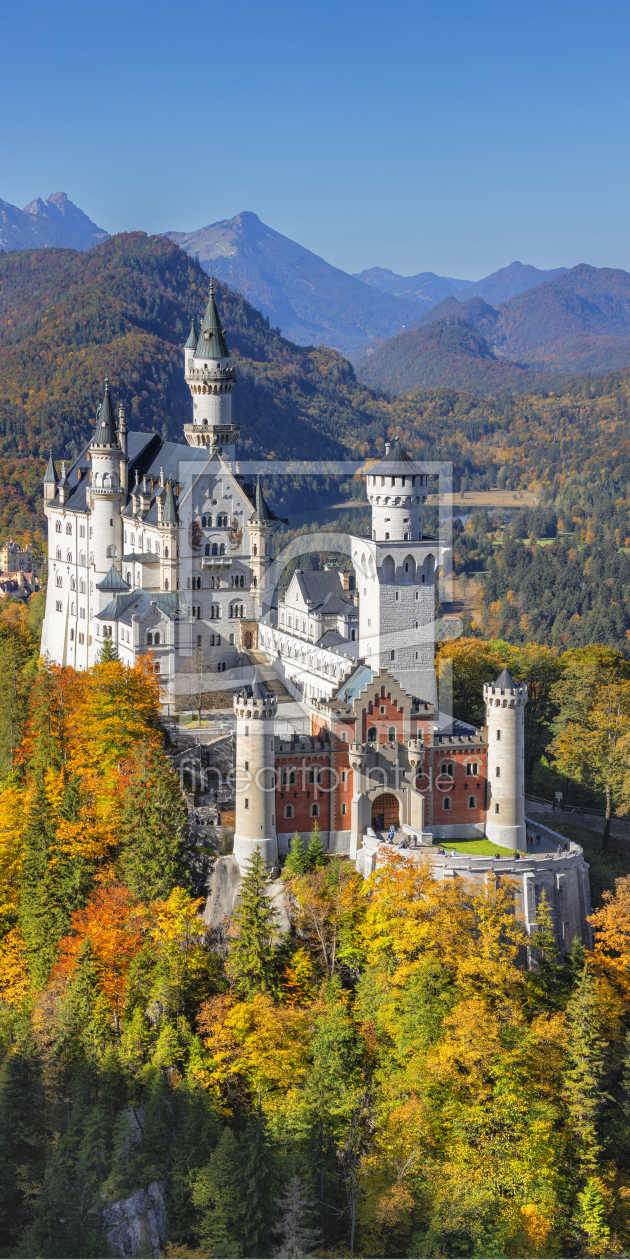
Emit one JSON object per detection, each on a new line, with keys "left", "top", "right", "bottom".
{"left": 233, "top": 680, "right": 278, "bottom": 873}
{"left": 353, "top": 438, "right": 438, "bottom": 703}
{"left": 183, "top": 280, "right": 240, "bottom": 459}
{"left": 88, "top": 378, "right": 126, "bottom": 574}
{"left": 484, "top": 667, "right": 528, "bottom": 850}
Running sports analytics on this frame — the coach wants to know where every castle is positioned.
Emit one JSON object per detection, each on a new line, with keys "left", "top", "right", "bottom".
{"left": 41, "top": 281, "right": 529, "bottom": 867}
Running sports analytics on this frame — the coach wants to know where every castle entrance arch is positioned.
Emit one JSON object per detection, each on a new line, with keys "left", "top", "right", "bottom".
{"left": 371, "top": 793, "right": 399, "bottom": 832}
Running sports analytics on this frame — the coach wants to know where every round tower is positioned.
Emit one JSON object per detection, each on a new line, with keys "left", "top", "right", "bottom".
{"left": 89, "top": 378, "right": 124, "bottom": 574}
{"left": 233, "top": 681, "right": 278, "bottom": 873}
{"left": 184, "top": 280, "right": 239, "bottom": 455}
{"left": 367, "top": 438, "right": 428, "bottom": 542}
{"left": 484, "top": 667, "right": 528, "bottom": 850}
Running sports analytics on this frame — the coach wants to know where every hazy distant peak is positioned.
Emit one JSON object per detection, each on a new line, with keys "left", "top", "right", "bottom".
{"left": 22, "top": 191, "right": 108, "bottom": 245}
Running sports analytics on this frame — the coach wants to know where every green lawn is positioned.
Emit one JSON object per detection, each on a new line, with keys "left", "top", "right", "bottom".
{"left": 433, "top": 838, "right": 517, "bottom": 857}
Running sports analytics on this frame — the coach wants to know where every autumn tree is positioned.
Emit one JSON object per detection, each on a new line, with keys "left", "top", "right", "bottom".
{"left": 228, "top": 847, "right": 280, "bottom": 998}
{"left": 552, "top": 679, "right": 630, "bottom": 848}
{"left": 121, "top": 744, "right": 189, "bottom": 902}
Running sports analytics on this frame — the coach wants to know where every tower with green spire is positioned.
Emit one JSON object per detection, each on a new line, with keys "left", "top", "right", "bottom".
{"left": 183, "top": 279, "right": 240, "bottom": 459}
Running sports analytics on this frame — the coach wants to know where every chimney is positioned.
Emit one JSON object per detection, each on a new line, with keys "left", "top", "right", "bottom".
{"left": 385, "top": 441, "right": 391, "bottom": 456}
{"left": 342, "top": 571, "right": 356, "bottom": 592}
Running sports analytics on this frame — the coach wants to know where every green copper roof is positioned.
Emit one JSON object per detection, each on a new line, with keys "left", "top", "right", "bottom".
{"left": 162, "top": 479, "right": 178, "bottom": 525}
{"left": 194, "top": 279, "right": 230, "bottom": 361}
{"left": 43, "top": 452, "right": 57, "bottom": 484}
{"left": 184, "top": 318, "right": 198, "bottom": 351}
{"left": 96, "top": 564, "right": 129, "bottom": 592}
{"left": 93, "top": 376, "right": 119, "bottom": 447}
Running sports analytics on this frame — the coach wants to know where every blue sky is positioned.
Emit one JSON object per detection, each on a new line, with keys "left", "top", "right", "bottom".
{"left": 1, "top": 0, "right": 629, "bottom": 278}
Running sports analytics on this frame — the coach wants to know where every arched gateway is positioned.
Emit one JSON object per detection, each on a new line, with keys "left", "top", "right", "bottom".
{"left": 371, "top": 793, "right": 399, "bottom": 831}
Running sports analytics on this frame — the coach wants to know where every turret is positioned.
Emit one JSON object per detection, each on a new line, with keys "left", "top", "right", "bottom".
{"left": 233, "top": 679, "right": 278, "bottom": 873}
{"left": 88, "top": 377, "right": 124, "bottom": 575}
{"left": 184, "top": 318, "right": 198, "bottom": 373}
{"left": 484, "top": 667, "right": 527, "bottom": 850}
{"left": 43, "top": 452, "right": 58, "bottom": 503}
{"left": 183, "top": 279, "right": 240, "bottom": 457}
{"left": 158, "top": 478, "right": 179, "bottom": 593}
{"left": 117, "top": 402, "right": 128, "bottom": 490}
{"left": 366, "top": 438, "right": 428, "bottom": 542}
{"left": 248, "top": 476, "right": 287, "bottom": 609}
{"left": 57, "top": 461, "right": 70, "bottom": 507}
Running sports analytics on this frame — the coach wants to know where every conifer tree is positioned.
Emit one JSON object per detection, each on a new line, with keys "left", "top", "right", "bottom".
{"left": 284, "top": 830, "right": 308, "bottom": 878}
{"left": 564, "top": 962, "right": 608, "bottom": 1174}
{"left": 0, "top": 1044, "right": 45, "bottom": 1251}
{"left": 97, "top": 634, "right": 119, "bottom": 663}
{"left": 307, "top": 821, "right": 326, "bottom": 871}
{"left": 167, "top": 1079, "right": 221, "bottom": 1246}
{"left": 121, "top": 744, "right": 188, "bottom": 902}
{"left": 273, "top": 1174, "right": 323, "bottom": 1258}
{"left": 193, "top": 1127, "right": 243, "bottom": 1258}
{"left": 240, "top": 1105, "right": 278, "bottom": 1258}
{"left": 18, "top": 777, "right": 69, "bottom": 985}
{"left": 526, "top": 892, "right": 567, "bottom": 1010}
{"left": 228, "top": 846, "right": 280, "bottom": 997}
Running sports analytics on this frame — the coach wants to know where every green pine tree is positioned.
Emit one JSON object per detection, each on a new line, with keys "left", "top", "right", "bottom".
{"left": 97, "top": 635, "right": 119, "bottom": 663}
{"left": 0, "top": 1044, "right": 45, "bottom": 1252}
{"left": 307, "top": 821, "right": 326, "bottom": 871}
{"left": 283, "top": 831, "right": 308, "bottom": 878}
{"left": 228, "top": 847, "right": 280, "bottom": 998}
{"left": 526, "top": 892, "right": 568, "bottom": 1010}
{"left": 240, "top": 1105, "right": 277, "bottom": 1258}
{"left": 167, "top": 1079, "right": 221, "bottom": 1246}
{"left": 121, "top": 745, "right": 188, "bottom": 902}
{"left": 193, "top": 1127, "right": 243, "bottom": 1258}
{"left": 576, "top": 1177, "right": 611, "bottom": 1252}
{"left": 564, "top": 962, "right": 608, "bottom": 1175}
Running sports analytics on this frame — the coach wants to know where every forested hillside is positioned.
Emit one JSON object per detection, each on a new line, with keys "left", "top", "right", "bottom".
{"left": 3, "top": 623, "right": 630, "bottom": 1257}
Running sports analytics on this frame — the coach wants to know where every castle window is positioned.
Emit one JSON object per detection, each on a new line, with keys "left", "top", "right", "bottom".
{"left": 495, "top": 803, "right": 500, "bottom": 814}
{"left": 71, "top": 577, "right": 76, "bottom": 590}
{"left": 310, "top": 803, "right": 319, "bottom": 817}
{"left": 253, "top": 577, "right": 257, "bottom": 588}
{"left": 341, "top": 803, "right": 347, "bottom": 815}
{"left": 106, "top": 545, "right": 117, "bottom": 558}
{"left": 79, "top": 633, "right": 84, "bottom": 644}
{"left": 466, "top": 762, "right": 478, "bottom": 776}
{"left": 284, "top": 804, "right": 294, "bottom": 819}
{"left": 390, "top": 649, "right": 395, "bottom": 661}
{"left": 468, "top": 796, "right": 477, "bottom": 809}
{"left": 282, "top": 769, "right": 296, "bottom": 786}
{"left": 497, "top": 730, "right": 501, "bottom": 740}
{"left": 388, "top": 726, "right": 396, "bottom": 742}
{"left": 126, "top": 571, "right": 131, "bottom": 585}
{"left": 212, "top": 543, "right": 218, "bottom": 556}
{"left": 154, "top": 663, "right": 160, "bottom": 673}
{"left": 443, "top": 796, "right": 452, "bottom": 810}
{"left": 164, "top": 548, "right": 169, "bottom": 559}
{"left": 66, "top": 522, "right": 72, "bottom": 534}
{"left": 80, "top": 607, "right": 85, "bottom": 619}
{"left": 197, "top": 634, "right": 202, "bottom": 647}
{"left": 55, "top": 520, "right": 61, "bottom": 533}
{"left": 220, "top": 544, "right": 225, "bottom": 555}
{"left": 67, "top": 550, "right": 72, "bottom": 563}
{"left": 55, "top": 574, "right": 62, "bottom": 587}
{"left": 244, "top": 798, "right": 249, "bottom": 810}
{"left": 204, "top": 545, "right": 210, "bottom": 557}
{"left": 70, "top": 628, "right": 74, "bottom": 641}
{"left": 154, "top": 633, "right": 160, "bottom": 645}
{"left": 441, "top": 762, "right": 454, "bottom": 776}
{"left": 202, "top": 516, "right": 207, "bottom": 527}
{"left": 229, "top": 634, "right": 234, "bottom": 645}
{"left": 79, "top": 552, "right": 86, "bottom": 566}
{"left": 341, "top": 770, "right": 348, "bottom": 783}
{"left": 495, "top": 766, "right": 500, "bottom": 778}
{"left": 385, "top": 533, "right": 390, "bottom": 540}
{"left": 367, "top": 726, "right": 377, "bottom": 741}
{"left": 55, "top": 600, "right": 62, "bottom": 611}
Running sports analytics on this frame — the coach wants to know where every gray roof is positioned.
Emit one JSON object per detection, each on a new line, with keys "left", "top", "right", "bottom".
{"left": 96, "top": 590, "right": 179, "bottom": 624}
{"left": 194, "top": 280, "right": 230, "bottom": 361}
{"left": 184, "top": 318, "right": 198, "bottom": 350}
{"left": 369, "top": 437, "right": 423, "bottom": 478}
{"left": 93, "top": 377, "right": 119, "bottom": 448}
{"left": 335, "top": 664, "right": 377, "bottom": 703}
{"left": 251, "top": 475, "right": 288, "bottom": 525}
{"left": 43, "top": 452, "right": 57, "bottom": 484}
{"left": 122, "top": 551, "right": 160, "bottom": 565}
{"left": 290, "top": 569, "right": 356, "bottom": 617}
{"left": 96, "top": 564, "right": 129, "bottom": 592}
{"left": 493, "top": 666, "right": 517, "bottom": 690}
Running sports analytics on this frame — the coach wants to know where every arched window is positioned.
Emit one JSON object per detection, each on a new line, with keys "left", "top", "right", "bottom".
{"left": 164, "top": 580, "right": 169, "bottom": 591}
{"left": 56, "top": 547, "right": 61, "bottom": 560}
{"left": 126, "top": 571, "right": 131, "bottom": 585}
{"left": 187, "top": 577, "right": 191, "bottom": 588}
{"left": 205, "top": 544, "right": 210, "bottom": 556}
{"left": 284, "top": 804, "right": 294, "bottom": 819}
{"left": 164, "top": 547, "right": 169, "bottom": 559}
{"left": 55, "top": 573, "right": 62, "bottom": 587}
{"left": 202, "top": 516, "right": 207, "bottom": 527}
{"left": 495, "top": 766, "right": 500, "bottom": 778}
{"left": 310, "top": 803, "right": 320, "bottom": 817}
{"left": 382, "top": 555, "right": 395, "bottom": 583}
{"left": 70, "top": 577, "right": 76, "bottom": 590}
{"left": 66, "top": 550, "right": 72, "bottom": 562}
{"left": 443, "top": 796, "right": 452, "bottom": 810}
{"left": 351, "top": 628, "right": 356, "bottom": 640}
{"left": 219, "top": 543, "right": 225, "bottom": 555}
{"left": 55, "top": 520, "right": 62, "bottom": 533}
{"left": 147, "top": 633, "right": 153, "bottom": 645}
{"left": 66, "top": 522, "right": 72, "bottom": 534}
{"left": 440, "top": 762, "right": 454, "bottom": 777}
{"left": 466, "top": 761, "right": 479, "bottom": 777}
{"left": 106, "top": 545, "right": 117, "bottom": 558}
{"left": 282, "top": 769, "right": 296, "bottom": 786}
{"left": 154, "top": 663, "right": 160, "bottom": 673}
{"left": 211, "top": 543, "right": 218, "bottom": 556}
{"left": 70, "top": 628, "right": 74, "bottom": 640}
{"left": 367, "top": 726, "right": 377, "bottom": 741}
{"left": 387, "top": 726, "right": 396, "bottom": 742}
{"left": 468, "top": 796, "right": 477, "bottom": 809}
{"left": 253, "top": 544, "right": 257, "bottom": 556}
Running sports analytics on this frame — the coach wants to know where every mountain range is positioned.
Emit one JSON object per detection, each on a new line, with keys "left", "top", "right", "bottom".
{"left": 354, "top": 261, "right": 568, "bottom": 308}
{"left": 0, "top": 192, "right": 108, "bottom": 254}
{"left": 356, "top": 264, "right": 630, "bottom": 395}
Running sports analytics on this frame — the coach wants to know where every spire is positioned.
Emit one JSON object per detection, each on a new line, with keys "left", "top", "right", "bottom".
{"left": 43, "top": 451, "right": 57, "bottom": 484}
{"left": 194, "top": 279, "right": 230, "bottom": 361}
{"left": 184, "top": 317, "right": 198, "bottom": 350}
{"left": 58, "top": 460, "right": 68, "bottom": 487}
{"left": 162, "top": 478, "right": 178, "bottom": 525}
{"left": 93, "top": 375, "right": 119, "bottom": 447}
{"left": 251, "top": 475, "right": 288, "bottom": 525}
{"left": 493, "top": 666, "right": 518, "bottom": 690}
